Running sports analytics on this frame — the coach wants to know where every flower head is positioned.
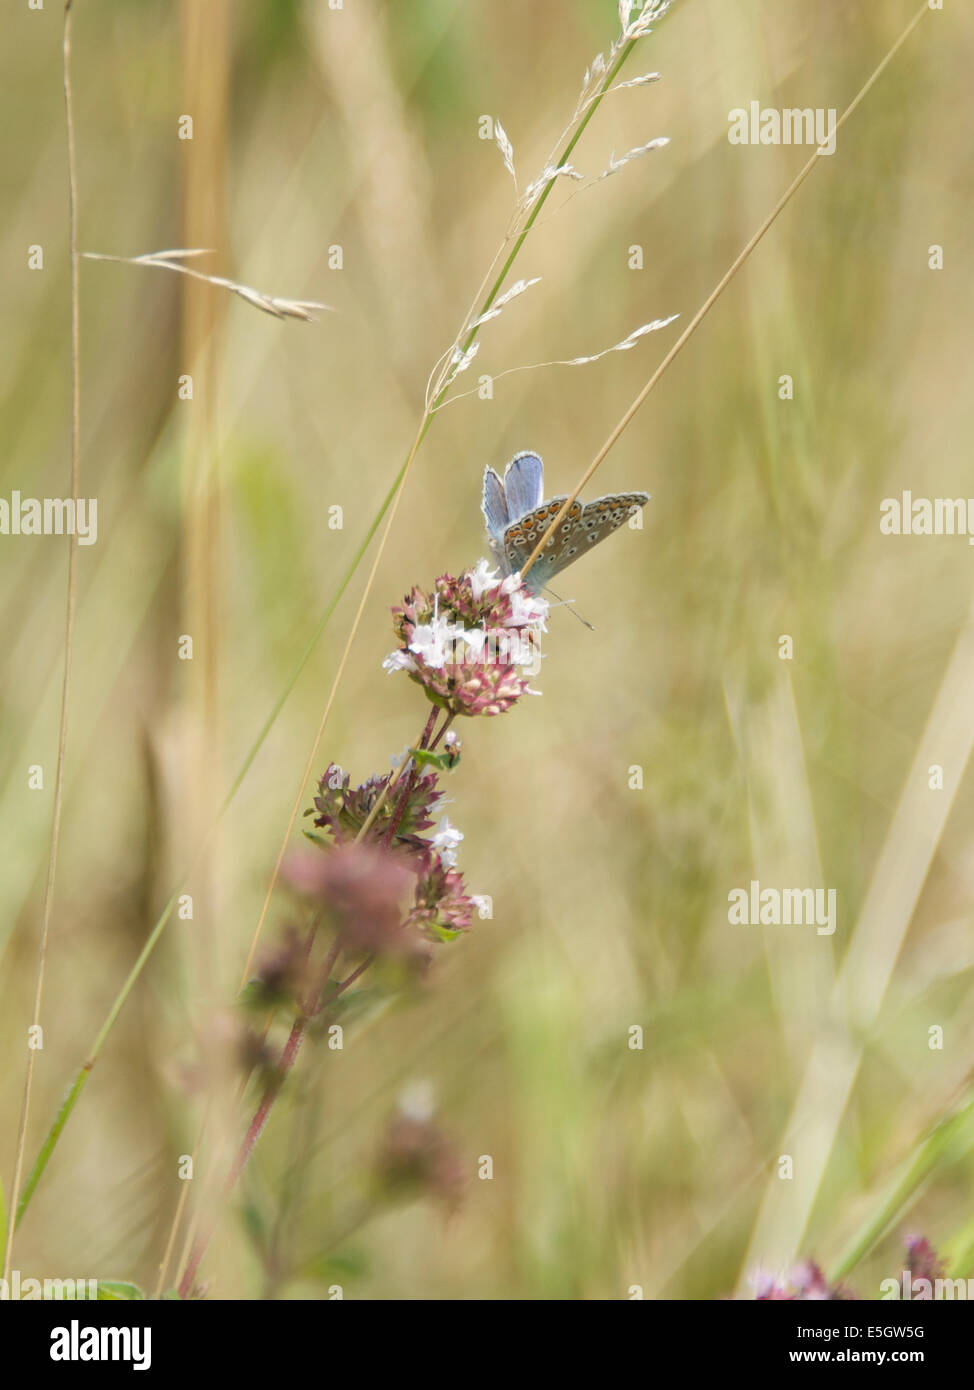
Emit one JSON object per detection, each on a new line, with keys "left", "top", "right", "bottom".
{"left": 284, "top": 842, "right": 412, "bottom": 954}
{"left": 905, "top": 1235, "right": 944, "bottom": 1284}
{"left": 294, "top": 759, "right": 478, "bottom": 960}
{"left": 386, "top": 567, "right": 547, "bottom": 717}
{"left": 248, "top": 923, "right": 312, "bottom": 1007}
{"left": 309, "top": 763, "right": 441, "bottom": 847}
{"left": 468, "top": 558, "right": 500, "bottom": 600}
{"left": 751, "top": 1259, "right": 856, "bottom": 1301}
{"left": 407, "top": 848, "right": 475, "bottom": 940}
{"left": 430, "top": 815, "right": 463, "bottom": 867}
{"left": 374, "top": 1085, "right": 465, "bottom": 1208}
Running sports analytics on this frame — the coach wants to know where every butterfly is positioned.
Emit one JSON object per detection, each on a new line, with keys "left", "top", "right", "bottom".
{"left": 482, "top": 451, "right": 650, "bottom": 595}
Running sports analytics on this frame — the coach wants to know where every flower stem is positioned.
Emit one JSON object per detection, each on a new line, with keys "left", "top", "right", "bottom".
{"left": 177, "top": 1015, "right": 307, "bottom": 1299}
{"left": 320, "top": 956, "right": 374, "bottom": 1009}
{"left": 382, "top": 708, "right": 440, "bottom": 848}
{"left": 306, "top": 934, "right": 343, "bottom": 1016}
{"left": 429, "top": 712, "right": 455, "bottom": 751}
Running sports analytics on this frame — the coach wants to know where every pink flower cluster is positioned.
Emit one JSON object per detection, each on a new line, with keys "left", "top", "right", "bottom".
{"left": 384, "top": 562, "right": 548, "bottom": 717}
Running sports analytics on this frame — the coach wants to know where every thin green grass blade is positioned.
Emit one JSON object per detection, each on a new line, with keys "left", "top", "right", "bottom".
{"left": 829, "top": 1093, "right": 974, "bottom": 1282}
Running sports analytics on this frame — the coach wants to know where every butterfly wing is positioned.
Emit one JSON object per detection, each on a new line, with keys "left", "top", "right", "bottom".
{"left": 502, "top": 451, "right": 545, "bottom": 522}
{"left": 524, "top": 491, "right": 650, "bottom": 592}
{"left": 501, "top": 496, "right": 583, "bottom": 593}
{"left": 570, "top": 492, "right": 650, "bottom": 569}
{"left": 482, "top": 466, "right": 510, "bottom": 543}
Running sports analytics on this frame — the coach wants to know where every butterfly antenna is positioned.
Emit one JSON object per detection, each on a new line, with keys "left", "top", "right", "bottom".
{"left": 543, "top": 586, "right": 595, "bottom": 631}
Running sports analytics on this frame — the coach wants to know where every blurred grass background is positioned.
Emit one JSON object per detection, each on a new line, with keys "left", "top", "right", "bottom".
{"left": 2, "top": 0, "right": 973, "bottom": 1299}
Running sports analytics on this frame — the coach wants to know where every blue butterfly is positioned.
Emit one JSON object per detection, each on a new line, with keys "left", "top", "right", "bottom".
{"left": 482, "top": 451, "right": 649, "bottom": 595}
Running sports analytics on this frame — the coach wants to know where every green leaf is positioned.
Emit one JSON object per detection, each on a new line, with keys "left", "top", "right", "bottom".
{"left": 426, "top": 923, "right": 462, "bottom": 943}
{"left": 830, "top": 1094, "right": 974, "bottom": 1281}
{"left": 406, "top": 746, "right": 458, "bottom": 773}
{"left": 320, "top": 987, "right": 377, "bottom": 1022}
{"left": 96, "top": 1281, "right": 146, "bottom": 1301}
{"left": 237, "top": 979, "right": 265, "bottom": 1008}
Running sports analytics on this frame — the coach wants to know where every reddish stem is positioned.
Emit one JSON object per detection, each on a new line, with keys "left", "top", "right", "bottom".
{"left": 176, "top": 944, "right": 379, "bottom": 1297}
{"left": 320, "top": 954, "right": 374, "bottom": 1009}
{"left": 429, "top": 711, "right": 455, "bottom": 751}
{"left": 177, "top": 1016, "right": 307, "bottom": 1299}
{"left": 229, "top": 1017, "right": 306, "bottom": 1189}
{"left": 382, "top": 707, "right": 439, "bottom": 847}
{"left": 305, "top": 933, "right": 342, "bottom": 1015}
